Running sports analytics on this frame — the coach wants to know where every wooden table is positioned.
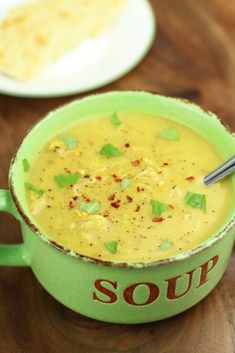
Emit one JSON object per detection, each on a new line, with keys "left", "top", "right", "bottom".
{"left": 0, "top": 1, "right": 235, "bottom": 352}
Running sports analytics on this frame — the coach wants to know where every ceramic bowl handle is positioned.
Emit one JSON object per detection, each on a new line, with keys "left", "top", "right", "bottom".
{"left": 0, "top": 190, "right": 28, "bottom": 266}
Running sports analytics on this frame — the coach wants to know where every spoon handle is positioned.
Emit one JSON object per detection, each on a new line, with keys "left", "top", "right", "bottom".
{"left": 204, "top": 155, "right": 235, "bottom": 186}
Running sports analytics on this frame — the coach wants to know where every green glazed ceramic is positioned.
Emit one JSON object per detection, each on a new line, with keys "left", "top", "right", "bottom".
{"left": 0, "top": 92, "right": 235, "bottom": 324}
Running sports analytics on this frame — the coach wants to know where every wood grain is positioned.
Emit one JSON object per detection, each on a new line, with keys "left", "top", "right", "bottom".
{"left": 0, "top": 1, "right": 235, "bottom": 352}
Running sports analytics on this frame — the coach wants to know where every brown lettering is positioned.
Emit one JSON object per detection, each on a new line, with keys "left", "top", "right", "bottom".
{"left": 197, "top": 255, "right": 219, "bottom": 288}
{"left": 93, "top": 279, "right": 118, "bottom": 303}
{"left": 166, "top": 269, "right": 195, "bottom": 299}
{"left": 123, "top": 282, "right": 159, "bottom": 306}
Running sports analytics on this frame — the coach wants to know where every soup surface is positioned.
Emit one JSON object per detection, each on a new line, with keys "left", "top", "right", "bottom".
{"left": 24, "top": 113, "right": 233, "bottom": 262}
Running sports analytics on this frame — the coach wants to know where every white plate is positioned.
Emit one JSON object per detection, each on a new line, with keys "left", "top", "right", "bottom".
{"left": 0, "top": 0, "right": 156, "bottom": 98}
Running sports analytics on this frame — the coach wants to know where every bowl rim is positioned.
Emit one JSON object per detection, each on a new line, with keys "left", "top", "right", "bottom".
{"left": 8, "top": 91, "right": 235, "bottom": 269}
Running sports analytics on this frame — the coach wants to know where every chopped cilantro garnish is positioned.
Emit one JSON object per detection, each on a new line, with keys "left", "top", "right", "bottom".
{"left": 22, "top": 159, "right": 30, "bottom": 173}
{"left": 150, "top": 199, "right": 169, "bottom": 217}
{"left": 185, "top": 192, "right": 206, "bottom": 212}
{"left": 100, "top": 144, "right": 124, "bottom": 158}
{"left": 104, "top": 240, "right": 118, "bottom": 254}
{"left": 80, "top": 201, "right": 101, "bottom": 214}
{"left": 111, "top": 112, "right": 121, "bottom": 127}
{"left": 120, "top": 177, "right": 130, "bottom": 191}
{"left": 59, "top": 134, "right": 78, "bottom": 150}
{"left": 159, "top": 128, "right": 181, "bottom": 141}
{"left": 54, "top": 173, "right": 80, "bottom": 187}
{"left": 24, "top": 182, "right": 44, "bottom": 196}
{"left": 160, "top": 240, "right": 173, "bottom": 250}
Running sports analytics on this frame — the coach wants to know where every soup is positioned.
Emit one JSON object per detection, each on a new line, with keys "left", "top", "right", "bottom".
{"left": 23, "top": 113, "right": 233, "bottom": 262}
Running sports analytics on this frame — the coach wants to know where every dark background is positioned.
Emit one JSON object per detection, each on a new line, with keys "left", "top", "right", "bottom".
{"left": 0, "top": 1, "right": 235, "bottom": 352}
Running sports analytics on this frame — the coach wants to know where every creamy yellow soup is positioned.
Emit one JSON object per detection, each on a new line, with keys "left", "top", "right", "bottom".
{"left": 24, "top": 113, "right": 233, "bottom": 262}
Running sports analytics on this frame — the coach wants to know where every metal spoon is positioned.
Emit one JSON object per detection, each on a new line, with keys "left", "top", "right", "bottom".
{"left": 204, "top": 155, "right": 235, "bottom": 186}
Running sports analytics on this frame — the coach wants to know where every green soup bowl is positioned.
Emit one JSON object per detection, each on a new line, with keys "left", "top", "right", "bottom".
{"left": 0, "top": 91, "right": 234, "bottom": 324}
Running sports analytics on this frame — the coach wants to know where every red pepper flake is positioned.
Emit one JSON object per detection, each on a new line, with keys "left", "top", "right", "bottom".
{"left": 108, "top": 193, "right": 115, "bottom": 201}
{"left": 132, "top": 159, "right": 140, "bottom": 166}
{"left": 114, "top": 178, "right": 122, "bottom": 183}
{"left": 135, "top": 205, "right": 140, "bottom": 212}
{"left": 125, "top": 143, "right": 130, "bottom": 148}
{"left": 85, "top": 198, "right": 91, "bottom": 202}
{"left": 152, "top": 216, "right": 164, "bottom": 223}
{"left": 126, "top": 195, "right": 133, "bottom": 203}
{"left": 136, "top": 186, "right": 141, "bottom": 192}
{"left": 95, "top": 176, "right": 102, "bottom": 180}
{"left": 185, "top": 176, "right": 195, "bottom": 181}
{"left": 69, "top": 201, "right": 76, "bottom": 209}
{"left": 162, "top": 162, "right": 169, "bottom": 166}
{"left": 169, "top": 204, "right": 174, "bottom": 209}
{"left": 72, "top": 196, "right": 79, "bottom": 201}
{"left": 112, "top": 174, "right": 122, "bottom": 183}
{"left": 111, "top": 200, "right": 121, "bottom": 209}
